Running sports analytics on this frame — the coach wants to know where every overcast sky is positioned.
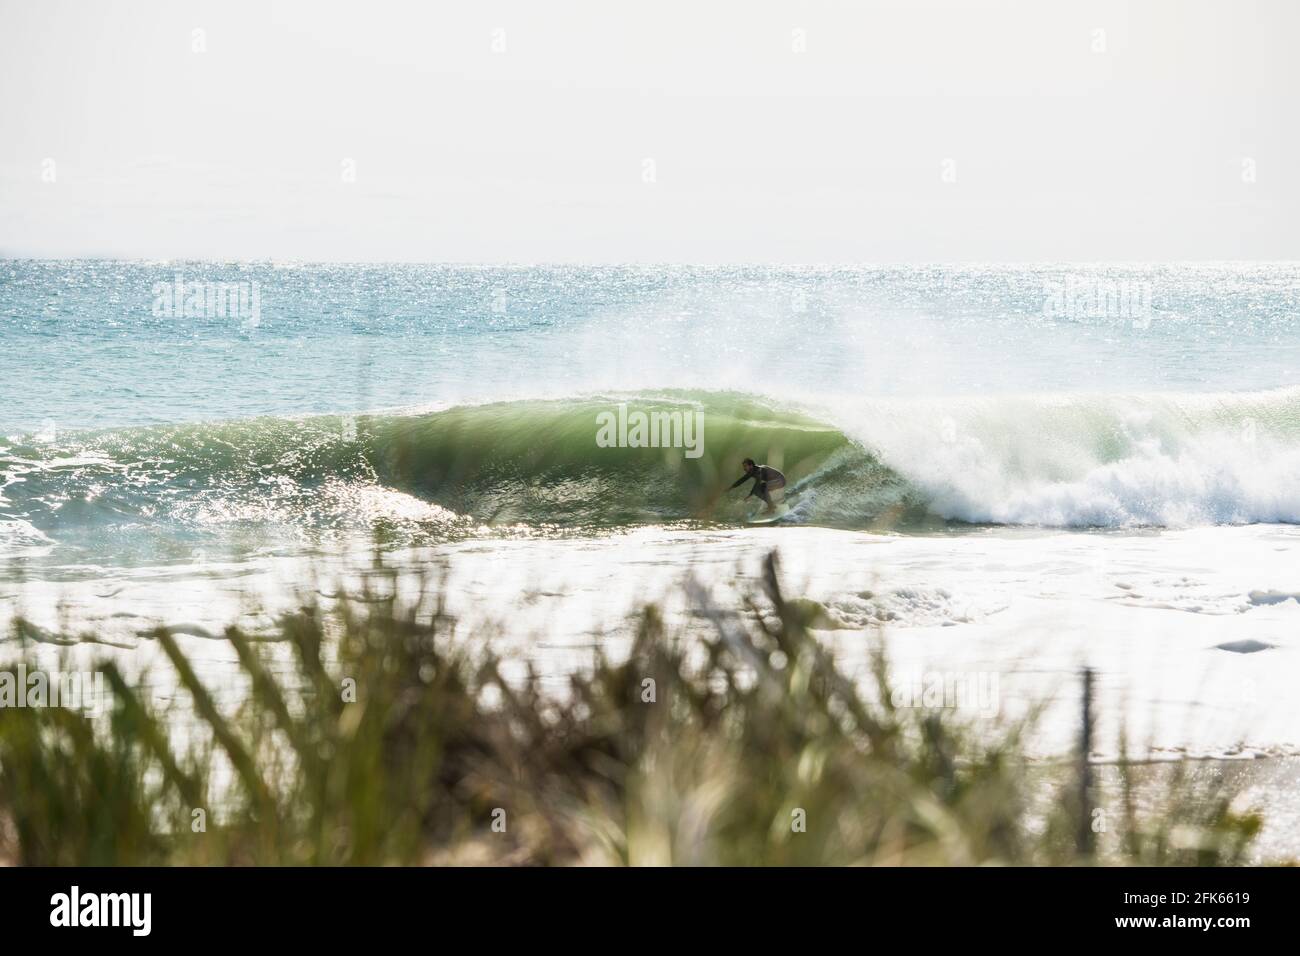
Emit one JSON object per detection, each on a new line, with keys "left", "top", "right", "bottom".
{"left": 1, "top": 0, "right": 1296, "bottom": 262}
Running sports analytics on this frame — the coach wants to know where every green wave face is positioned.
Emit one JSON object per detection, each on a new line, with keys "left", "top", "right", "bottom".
{"left": 366, "top": 392, "right": 882, "bottom": 527}
{"left": 0, "top": 392, "right": 903, "bottom": 562}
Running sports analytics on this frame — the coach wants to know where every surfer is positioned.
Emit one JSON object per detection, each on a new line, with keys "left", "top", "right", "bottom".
{"left": 729, "top": 458, "right": 786, "bottom": 512}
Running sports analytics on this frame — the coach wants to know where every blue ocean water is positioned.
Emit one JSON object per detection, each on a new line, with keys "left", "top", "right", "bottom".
{"left": 4, "top": 260, "right": 1299, "bottom": 431}
{"left": 2, "top": 260, "right": 1299, "bottom": 567}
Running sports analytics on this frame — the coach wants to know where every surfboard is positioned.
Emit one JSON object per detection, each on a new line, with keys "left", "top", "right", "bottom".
{"left": 746, "top": 503, "right": 791, "bottom": 524}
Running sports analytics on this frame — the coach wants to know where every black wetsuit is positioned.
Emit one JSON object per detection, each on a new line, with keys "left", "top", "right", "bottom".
{"left": 729, "top": 465, "right": 787, "bottom": 506}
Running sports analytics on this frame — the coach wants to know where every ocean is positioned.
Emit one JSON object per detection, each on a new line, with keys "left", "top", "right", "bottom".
{"left": 3, "top": 261, "right": 1300, "bottom": 789}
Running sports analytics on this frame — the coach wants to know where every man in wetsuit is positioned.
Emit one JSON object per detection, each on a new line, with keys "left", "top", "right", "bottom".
{"left": 729, "top": 458, "right": 786, "bottom": 512}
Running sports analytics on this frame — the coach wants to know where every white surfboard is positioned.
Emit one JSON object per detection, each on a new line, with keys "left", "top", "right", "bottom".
{"left": 746, "top": 503, "right": 791, "bottom": 524}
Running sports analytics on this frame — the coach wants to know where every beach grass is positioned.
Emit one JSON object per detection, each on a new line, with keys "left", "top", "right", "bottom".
{"left": 0, "top": 550, "right": 1264, "bottom": 866}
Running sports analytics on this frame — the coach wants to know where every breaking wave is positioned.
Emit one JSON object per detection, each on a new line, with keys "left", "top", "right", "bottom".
{"left": 3, "top": 387, "right": 1299, "bottom": 559}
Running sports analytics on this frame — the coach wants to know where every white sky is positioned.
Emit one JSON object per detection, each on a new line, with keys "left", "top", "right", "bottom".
{"left": 1, "top": 0, "right": 1297, "bottom": 262}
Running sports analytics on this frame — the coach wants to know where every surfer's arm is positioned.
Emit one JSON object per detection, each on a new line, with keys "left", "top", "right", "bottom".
{"left": 728, "top": 475, "right": 753, "bottom": 491}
